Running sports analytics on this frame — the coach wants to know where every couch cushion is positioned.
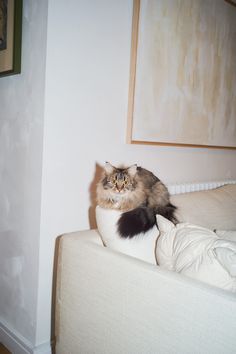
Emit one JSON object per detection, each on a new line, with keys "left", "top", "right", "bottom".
{"left": 95, "top": 206, "right": 158, "bottom": 264}
{"left": 170, "top": 184, "right": 236, "bottom": 230}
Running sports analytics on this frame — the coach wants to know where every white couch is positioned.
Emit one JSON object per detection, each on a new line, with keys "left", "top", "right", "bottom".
{"left": 55, "top": 183, "right": 236, "bottom": 354}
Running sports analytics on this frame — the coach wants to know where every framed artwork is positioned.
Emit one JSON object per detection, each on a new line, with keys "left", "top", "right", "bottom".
{"left": 0, "top": 0, "right": 22, "bottom": 77}
{"left": 127, "top": 0, "right": 236, "bottom": 149}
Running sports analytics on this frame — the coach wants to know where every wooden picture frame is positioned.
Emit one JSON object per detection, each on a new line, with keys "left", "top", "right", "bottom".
{"left": 127, "top": 0, "right": 236, "bottom": 149}
{"left": 0, "top": 0, "right": 22, "bottom": 77}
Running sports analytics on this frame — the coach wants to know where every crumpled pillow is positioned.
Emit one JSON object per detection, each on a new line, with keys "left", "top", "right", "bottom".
{"left": 155, "top": 215, "right": 236, "bottom": 292}
{"left": 96, "top": 206, "right": 158, "bottom": 264}
{"left": 215, "top": 230, "right": 236, "bottom": 243}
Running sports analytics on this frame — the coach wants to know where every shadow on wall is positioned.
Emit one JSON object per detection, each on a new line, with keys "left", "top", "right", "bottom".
{"left": 51, "top": 234, "right": 62, "bottom": 354}
{"left": 88, "top": 162, "right": 103, "bottom": 229}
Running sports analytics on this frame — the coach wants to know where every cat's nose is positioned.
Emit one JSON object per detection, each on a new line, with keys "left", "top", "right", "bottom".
{"left": 116, "top": 184, "right": 123, "bottom": 192}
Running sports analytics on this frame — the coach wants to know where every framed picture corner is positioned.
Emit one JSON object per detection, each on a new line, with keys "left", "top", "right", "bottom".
{"left": 0, "top": 0, "right": 23, "bottom": 78}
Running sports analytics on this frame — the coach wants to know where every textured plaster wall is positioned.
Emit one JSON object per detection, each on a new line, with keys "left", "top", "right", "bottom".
{"left": 0, "top": 0, "right": 48, "bottom": 345}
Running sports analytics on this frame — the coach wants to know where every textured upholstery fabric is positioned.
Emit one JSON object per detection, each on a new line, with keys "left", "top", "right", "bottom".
{"left": 55, "top": 184, "right": 236, "bottom": 354}
{"left": 56, "top": 230, "right": 236, "bottom": 354}
{"left": 171, "top": 184, "right": 236, "bottom": 230}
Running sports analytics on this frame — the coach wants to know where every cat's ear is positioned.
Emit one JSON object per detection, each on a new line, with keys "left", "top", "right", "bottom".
{"left": 127, "top": 164, "right": 137, "bottom": 177}
{"left": 104, "top": 162, "right": 114, "bottom": 174}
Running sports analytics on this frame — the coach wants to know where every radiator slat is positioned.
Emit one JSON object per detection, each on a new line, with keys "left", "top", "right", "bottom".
{"left": 168, "top": 180, "right": 236, "bottom": 195}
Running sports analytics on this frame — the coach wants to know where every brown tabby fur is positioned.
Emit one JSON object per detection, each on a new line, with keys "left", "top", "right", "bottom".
{"left": 96, "top": 163, "right": 170, "bottom": 211}
{"left": 96, "top": 163, "right": 177, "bottom": 238}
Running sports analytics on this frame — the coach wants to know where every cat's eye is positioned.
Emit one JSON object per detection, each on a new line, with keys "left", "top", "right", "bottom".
{"left": 107, "top": 177, "right": 116, "bottom": 185}
{"left": 107, "top": 177, "right": 114, "bottom": 185}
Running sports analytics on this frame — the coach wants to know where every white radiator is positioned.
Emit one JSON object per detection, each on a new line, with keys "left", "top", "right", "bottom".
{"left": 168, "top": 180, "right": 236, "bottom": 195}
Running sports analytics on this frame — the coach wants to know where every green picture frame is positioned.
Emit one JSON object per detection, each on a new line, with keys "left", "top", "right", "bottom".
{"left": 0, "top": 0, "right": 22, "bottom": 77}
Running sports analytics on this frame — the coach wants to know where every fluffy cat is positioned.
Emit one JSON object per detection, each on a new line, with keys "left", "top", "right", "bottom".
{"left": 96, "top": 162, "right": 177, "bottom": 238}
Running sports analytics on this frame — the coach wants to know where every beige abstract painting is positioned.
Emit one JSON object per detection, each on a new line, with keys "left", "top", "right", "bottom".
{"left": 127, "top": 0, "right": 236, "bottom": 148}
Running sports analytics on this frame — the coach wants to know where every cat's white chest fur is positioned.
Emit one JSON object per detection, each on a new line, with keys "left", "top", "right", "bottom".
{"left": 109, "top": 194, "right": 124, "bottom": 208}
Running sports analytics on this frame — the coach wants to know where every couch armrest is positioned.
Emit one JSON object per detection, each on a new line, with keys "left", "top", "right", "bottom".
{"left": 59, "top": 228, "right": 103, "bottom": 245}
{"left": 55, "top": 229, "right": 236, "bottom": 354}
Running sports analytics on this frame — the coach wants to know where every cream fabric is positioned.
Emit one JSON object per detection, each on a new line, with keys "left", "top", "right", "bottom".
{"left": 55, "top": 184, "right": 236, "bottom": 354}
{"left": 216, "top": 230, "right": 236, "bottom": 242}
{"left": 171, "top": 184, "right": 236, "bottom": 230}
{"left": 56, "top": 229, "right": 236, "bottom": 354}
{"left": 156, "top": 215, "right": 236, "bottom": 291}
{"left": 95, "top": 205, "right": 158, "bottom": 264}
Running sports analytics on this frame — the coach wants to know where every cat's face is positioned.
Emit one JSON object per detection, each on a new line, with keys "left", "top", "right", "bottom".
{"left": 102, "top": 162, "right": 137, "bottom": 194}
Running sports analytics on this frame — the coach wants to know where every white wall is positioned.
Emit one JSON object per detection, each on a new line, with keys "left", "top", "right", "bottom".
{"left": 1, "top": 0, "right": 236, "bottom": 351}
{"left": 37, "top": 0, "right": 236, "bottom": 346}
{"left": 0, "top": 0, "right": 48, "bottom": 348}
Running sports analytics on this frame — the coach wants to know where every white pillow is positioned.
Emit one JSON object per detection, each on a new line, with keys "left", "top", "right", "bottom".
{"left": 215, "top": 230, "right": 236, "bottom": 242}
{"left": 155, "top": 215, "right": 236, "bottom": 292}
{"left": 96, "top": 206, "right": 158, "bottom": 264}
